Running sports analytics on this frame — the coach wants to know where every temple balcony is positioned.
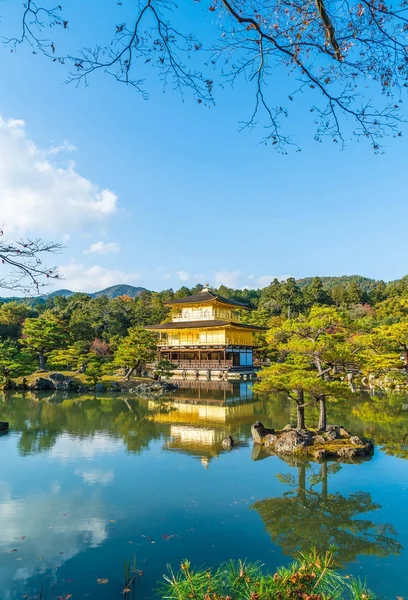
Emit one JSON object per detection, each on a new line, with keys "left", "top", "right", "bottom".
{"left": 157, "top": 338, "right": 254, "bottom": 347}
{"left": 171, "top": 309, "right": 242, "bottom": 322}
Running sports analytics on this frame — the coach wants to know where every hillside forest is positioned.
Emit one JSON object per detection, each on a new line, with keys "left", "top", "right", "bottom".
{"left": 2, "top": 275, "right": 408, "bottom": 429}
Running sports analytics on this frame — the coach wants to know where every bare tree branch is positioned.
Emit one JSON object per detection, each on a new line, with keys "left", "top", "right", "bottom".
{"left": 0, "top": 228, "right": 63, "bottom": 294}
{"left": 1, "top": 0, "right": 407, "bottom": 150}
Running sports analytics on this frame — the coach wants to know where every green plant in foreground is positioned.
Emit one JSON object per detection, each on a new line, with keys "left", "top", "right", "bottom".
{"left": 158, "top": 549, "right": 376, "bottom": 599}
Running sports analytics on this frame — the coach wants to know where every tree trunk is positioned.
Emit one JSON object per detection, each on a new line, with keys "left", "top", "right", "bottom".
{"left": 39, "top": 352, "right": 46, "bottom": 370}
{"left": 298, "top": 464, "right": 306, "bottom": 506}
{"left": 321, "top": 462, "right": 328, "bottom": 502}
{"left": 318, "top": 395, "right": 327, "bottom": 431}
{"left": 125, "top": 366, "right": 135, "bottom": 380}
{"left": 296, "top": 390, "right": 306, "bottom": 430}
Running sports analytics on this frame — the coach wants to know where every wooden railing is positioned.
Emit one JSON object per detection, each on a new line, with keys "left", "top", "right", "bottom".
{"left": 158, "top": 339, "right": 231, "bottom": 346}
{"left": 176, "top": 360, "right": 233, "bottom": 369}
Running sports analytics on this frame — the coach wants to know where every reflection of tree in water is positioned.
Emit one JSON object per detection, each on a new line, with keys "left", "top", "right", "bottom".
{"left": 251, "top": 457, "right": 402, "bottom": 564}
{"left": 349, "top": 394, "right": 408, "bottom": 460}
{"left": 0, "top": 393, "right": 170, "bottom": 456}
{"left": 281, "top": 391, "right": 408, "bottom": 460}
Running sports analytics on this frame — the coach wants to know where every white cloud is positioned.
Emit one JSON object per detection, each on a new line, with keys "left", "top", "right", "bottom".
{"left": 247, "top": 274, "right": 291, "bottom": 288}
{"left": 84, "top": 241, "right": 121, "bottom": 255}
{"left": 47, "top": 140, "right": 77, "bottom": 155}
{"left": 176, "top": 270, "right": 190, "bottom": 281}
{"left": 214, "top": 270, "right": 240, "bottom": 288}
{"left": 0, "top": 116, "right": 118, "bottom": 236}
{"left": 163, "top": 272, "right": 172, "bottom": 280}
{"left": 57, "top": 263, "right": 141, "bottom": 293}
{"left": 76, "top": 469, "right": 115, "bottom": 486}
{"left": 255, "top": 275, "right": 275, "bottom": 288}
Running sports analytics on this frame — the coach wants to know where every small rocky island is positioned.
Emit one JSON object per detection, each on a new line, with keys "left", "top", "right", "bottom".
{"left": 251, "top": 421, "right": 374, "bottom": 461}
{"left": 6, "top": 372, "right": 178, "bottom": 397}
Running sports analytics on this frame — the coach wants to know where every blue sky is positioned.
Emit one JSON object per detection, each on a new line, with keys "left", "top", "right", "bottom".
{"left": 0, "top": 1, "right": 407, "bottom": 294}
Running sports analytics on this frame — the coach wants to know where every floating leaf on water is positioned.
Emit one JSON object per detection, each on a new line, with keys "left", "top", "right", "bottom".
{"left": 21, "top": 536, "right": 26, "bottom": 540}
{"left": 9, "top": 549, "right": 17, "bottom": 553}
{"left": 97, "top": 578, "right": 109, "bottom": 584}
{"left": 110, "top": 519, "right": 115, "bottom": 523}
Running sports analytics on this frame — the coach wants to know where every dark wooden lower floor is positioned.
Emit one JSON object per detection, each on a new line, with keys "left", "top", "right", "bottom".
{"left": 159, "top": 346, "right": 254, "bottom": 369}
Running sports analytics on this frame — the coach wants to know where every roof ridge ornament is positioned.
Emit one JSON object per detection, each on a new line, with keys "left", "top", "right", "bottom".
{"left": 202, "top": 283, "right": 211, "bottom": 292}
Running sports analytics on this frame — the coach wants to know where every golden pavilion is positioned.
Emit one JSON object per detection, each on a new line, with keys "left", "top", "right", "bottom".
{"left": 146, "top": 286, "right": 265, "bottom": 378}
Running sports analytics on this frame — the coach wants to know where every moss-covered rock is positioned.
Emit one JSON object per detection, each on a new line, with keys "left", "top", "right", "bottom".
{"left": 251, "top": 421, "right": 374, "bottom": 462}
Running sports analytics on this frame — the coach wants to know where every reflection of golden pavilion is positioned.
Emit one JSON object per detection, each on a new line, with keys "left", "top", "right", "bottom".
{"left": 147, "top": 398, "right": 257, "bottom": 424}
{"left": 147, "top": 383, "right": 260, "bottom": 467}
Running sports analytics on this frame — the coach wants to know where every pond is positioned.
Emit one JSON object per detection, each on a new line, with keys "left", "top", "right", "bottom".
{"left": 0, "top": 382, "right": 408, "bottom": 600}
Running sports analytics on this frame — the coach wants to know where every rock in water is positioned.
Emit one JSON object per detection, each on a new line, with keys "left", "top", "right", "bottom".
{"left": 0, "top": 422, "right": 9, "bottom": 432}
{"left": 325, "top": 425, "right": 341, "bottom": 441}
{"left": 350, "top": 435, "right": 364, "bottom": 446}
{"left": 95, "top": 383, "right": 104, "bottom": 393}
{"left": 221, "top": 436, "right": 235, "bottom": 450}
{"left": 251, "top": 421, "right": 275, "bottom": 444}
{"left": 273, "top": 430, "right": 313, "bottom": 454}
{"left": 32, "top": 377, "right": 55, "bottom": 391}
{"left": 263, "top": 433, "right": 278, "bottom": 448}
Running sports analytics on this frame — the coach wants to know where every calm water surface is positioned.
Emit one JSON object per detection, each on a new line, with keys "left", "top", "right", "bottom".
{"left": 0, "top": 382, "right": 408, "bottom": 599}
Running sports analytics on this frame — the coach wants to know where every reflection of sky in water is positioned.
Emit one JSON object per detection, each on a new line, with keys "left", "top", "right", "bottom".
{"left": 0, "top": 479, "right": 109, "bottom": 599}
{"left": 0, "top": 387, "right": 407, "bottom": 600}
{"left": 49, "top": 432, "right": 124, "bottom": 462}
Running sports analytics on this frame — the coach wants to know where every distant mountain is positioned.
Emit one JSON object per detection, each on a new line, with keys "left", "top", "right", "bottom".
{"left": 46, "top": 284, "right": 147, "bottom": 299}
{"left": 92, "top": 285, "right": 147, "bottom": 298}
{"left": 296, "top": 275, "right": 380, "bottom": 292}
{"left": 46, "top": 289, "right": 77, "bottom": 299}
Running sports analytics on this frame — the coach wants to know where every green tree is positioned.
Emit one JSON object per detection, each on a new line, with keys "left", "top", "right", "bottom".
{"left": 304, "top": 277, "right": 331, "bottom": 308}
{"left": 0, "top": 340, "right": 36, "bottom": 383}
{"left": 154, "top": 359, "right": 177, "bottom": 381}
{"left": 330, "top": 284, "right": 347, "bottom": 307}
{"left": 21, "top": 312, "right": 67, "bottom": 369}
{"left": 259, "top": 278, "right": 283, "bottom": 315}
{"left": 259, "top": 307, "right": 355, "bottom": 430}
{"left": 114, "top": 327, "right": 157, "bottom": 379}
{"left": 48, "top": 342, "right": 90, "bottom": 372}
{"left": 279, "top": 278, "right": 304, "bottom": 318}
{"left": 346, "top": 281, "right": 363, "bottom": 306}
{"left": 357, "top": 321, "right": 408, "bottom": 386}
{"left": 0, "top": 301, "right": 36, "bottom": 340}
{"left": 85, "top": 356, "right": 104, "bottom": 386}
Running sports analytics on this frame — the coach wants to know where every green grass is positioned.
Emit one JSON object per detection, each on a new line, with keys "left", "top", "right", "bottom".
{"left": 158, "top": 549, "right": 376, "bottom": 600}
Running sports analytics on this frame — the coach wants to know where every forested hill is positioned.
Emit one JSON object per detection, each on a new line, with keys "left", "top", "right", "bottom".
{"left": 296, "top": 275, "right": 379, "bottom": 292}
{"left": 0, "top": 285, "right": 147, "bottom": 303}
{"left": 46, "top": 285, "right": 147, "bottom": 299}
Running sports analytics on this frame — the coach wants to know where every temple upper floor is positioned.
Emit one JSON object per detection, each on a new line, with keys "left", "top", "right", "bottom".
{"left": 171, "top": 305, "right": 241, "bottom": 322}
{"left": 166, "top": 287, "right": 250, "bottom": 323}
